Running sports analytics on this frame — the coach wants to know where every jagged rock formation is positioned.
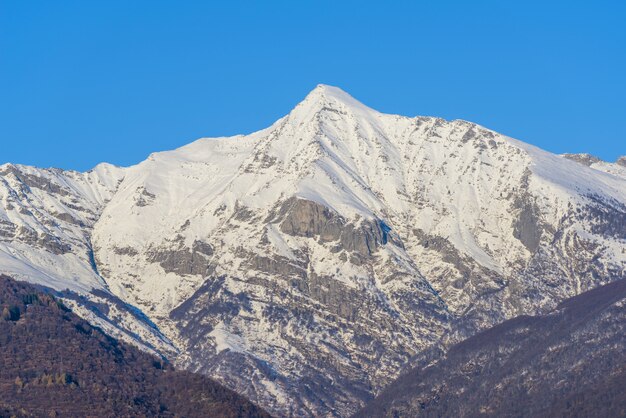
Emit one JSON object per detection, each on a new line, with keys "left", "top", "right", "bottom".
{"left": 562, "top": 152, "right": 603, "bottom": 167}
{"left": 0, "top": 85, "right": 625, "bottom": 416}
{"left": 358, "top": 278, "right": 626, "bottom": 418}
{"left": 563, "top": 153, "right": 626, "bottom": 179}
{"left": 0, "top": 275, "right": 270, "bottom": 418}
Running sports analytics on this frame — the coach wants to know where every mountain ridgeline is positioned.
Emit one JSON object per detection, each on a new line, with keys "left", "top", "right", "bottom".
{"left": 0, "top": 85, "right": 625, "bottom": 416}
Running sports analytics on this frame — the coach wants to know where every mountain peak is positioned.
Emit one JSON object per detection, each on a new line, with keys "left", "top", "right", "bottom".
{"left": 307, "top": 83, "right": 351, "bottom": 99}
{"left": 286, "top": 84, "right": 378, "bottom": 126}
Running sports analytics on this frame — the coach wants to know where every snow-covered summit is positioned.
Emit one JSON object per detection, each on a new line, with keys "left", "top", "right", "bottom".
{"left": 297, "top": 84, "right": 379, "bottom": 114}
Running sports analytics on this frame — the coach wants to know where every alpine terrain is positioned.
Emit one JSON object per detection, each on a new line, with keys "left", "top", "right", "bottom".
{"left": 0, "top": 85, "right": 624, "bottom": 416}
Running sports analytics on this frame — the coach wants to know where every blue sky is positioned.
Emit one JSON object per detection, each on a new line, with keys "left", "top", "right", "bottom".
{"left": 1, "top": 1, "right": 625, "bottom": 171}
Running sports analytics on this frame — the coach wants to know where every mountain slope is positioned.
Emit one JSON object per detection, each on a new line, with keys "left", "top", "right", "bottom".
{"left": 358, "top": 278, "right": 626, "bottom": 418}
{"left": 0, "top": 85, "right": 625, "bottom": 416}
{"left": 0, "top": 275, "right": 270, "bottom": 418}
{"left": 0, "top": 162, "right": 175, "bottom": 356}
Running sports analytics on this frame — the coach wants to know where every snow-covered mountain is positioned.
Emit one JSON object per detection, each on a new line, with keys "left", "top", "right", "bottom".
{"left": 1, "top": 85, "right": 625, "bottom": 416}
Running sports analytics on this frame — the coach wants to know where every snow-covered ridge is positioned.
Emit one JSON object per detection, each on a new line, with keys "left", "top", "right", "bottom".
{"left": 562, "top": 152, "right": 626, "bottom": 180}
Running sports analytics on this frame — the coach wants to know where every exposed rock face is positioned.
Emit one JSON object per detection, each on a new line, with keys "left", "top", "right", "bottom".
{"left": 14, "top": 225, "right": 72, "bottom": 255}
{"left": 277, "top": 197, "right": 398, "bottom": 257}
{"left": 512, "top": 196, "right": 543, "bottom": 253}
{"left": 561, "top": 152, "right": 602, "bottom": 166}
{"left": 358, "top": 279, "right": 626, "bottom": 418}
{"left": 561, "top": 153, "right": 626, "bottom": 179}
{"left": 147, "top": 238, "right": 214, "bottom": 276}
{"left": 584, "top": 194, "right": 626, "bottom": 240}
{"left": 1, "top": 85, "right": 625, "bottom": 417}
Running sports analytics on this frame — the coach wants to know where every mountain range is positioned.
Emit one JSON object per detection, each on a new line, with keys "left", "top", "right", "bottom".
{"left": 0, "top": 85, "right": 624, "bottom": 416}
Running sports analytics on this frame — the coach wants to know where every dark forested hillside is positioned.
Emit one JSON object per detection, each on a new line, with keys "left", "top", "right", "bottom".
{"left": 0, "top": 275, "right": 270, "bottom": 418}
{"left": 359, "top": 279, "right": 626, "bottom": 418}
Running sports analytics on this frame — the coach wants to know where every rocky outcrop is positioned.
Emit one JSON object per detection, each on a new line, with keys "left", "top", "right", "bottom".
{"left": 0, "top": 165, "right": 73, "bottom": 197}
{"left": 584, "top": 193, "right": 626, "bottom": 240}
{"left": 561, "top": 153, "right": 603, "bottom": 167}
{"left": 14, "top": 226, "right": 72, "bottom": 255}
{"left": 165, "top": 197, "right": 449, "bottom": 417}
{"left": 277, "top": 197, "right": 399, "bottom": 257}
{"left": 512, "top": 196, "right": 543, "bottom": 254}
{"left": 135, "top": 187, "right": 156, "bottom": 207}
{"left": 146, "top": 238, "right": 214, "bottom": 276}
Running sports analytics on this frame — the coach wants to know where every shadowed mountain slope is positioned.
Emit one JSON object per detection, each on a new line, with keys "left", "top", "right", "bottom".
{"left": 359, "top": 279, "right": 626, "bottom": 418}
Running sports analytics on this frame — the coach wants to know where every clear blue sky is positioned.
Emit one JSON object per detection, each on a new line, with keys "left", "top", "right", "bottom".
{"left": 1, "top": 1, "right": 625, "bottom": 171}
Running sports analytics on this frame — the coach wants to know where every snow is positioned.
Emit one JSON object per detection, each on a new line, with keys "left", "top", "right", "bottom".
{"left": 209, "top": 322, "right": 247, "bottom": 353}
{"left": 265, "top": 224, "right": 297, "bottom": 260}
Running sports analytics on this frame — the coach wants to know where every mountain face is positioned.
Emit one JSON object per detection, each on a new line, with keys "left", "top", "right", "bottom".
{"left": 0, "top": 162, "right": 176, "bottom": 357}
{"left": 0, "top": 85, "right": 625, "bottom": 416}
{"left": 0, "top": 275, "right": 270, "bottom": 418}
{"left": 358, "top": 278, "right": 626, "bottom": 418}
